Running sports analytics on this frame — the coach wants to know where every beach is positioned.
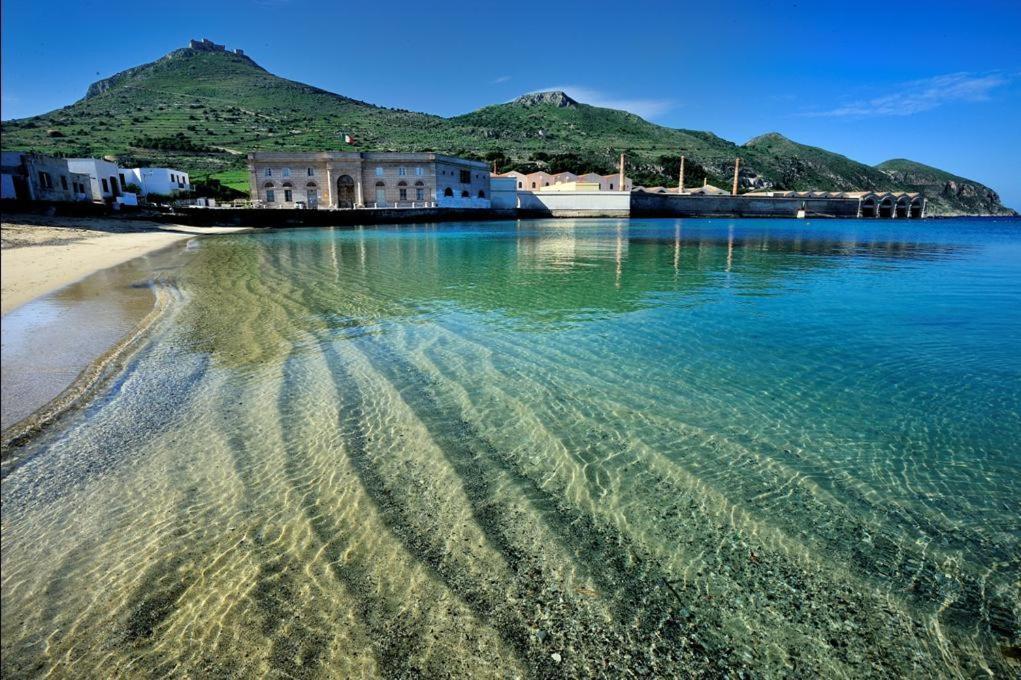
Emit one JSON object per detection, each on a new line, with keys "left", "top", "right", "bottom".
{"left": 1, "top": 214, "right": 251, "bottom": 432}
{"left": 1, "top": 214, "right": 248, "bottom": 315}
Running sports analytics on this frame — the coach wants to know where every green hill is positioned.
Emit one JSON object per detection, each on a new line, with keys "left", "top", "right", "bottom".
{"left": 876, "top": 159, "right": 1010, "bottom": 216}
{"left": 1, "top": 44, "right": 1012, "bottom": 216}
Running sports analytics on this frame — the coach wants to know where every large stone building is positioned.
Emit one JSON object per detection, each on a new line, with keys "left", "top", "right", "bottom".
{"left": 247, "top": 152, "right": 491, "bottom": 209}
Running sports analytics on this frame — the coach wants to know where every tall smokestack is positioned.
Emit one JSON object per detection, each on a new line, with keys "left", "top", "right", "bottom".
{"left": 732, "top": 158, "right": 741, "bottom": 196}
{"left": 618, "top": 153, "right": 625, "bottom": 192}
{"left": 678, "top": 155, "right": 685, "bottom": 193}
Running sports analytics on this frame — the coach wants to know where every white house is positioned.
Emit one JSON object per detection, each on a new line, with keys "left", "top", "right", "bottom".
{"left": 120, "top": 167, "right": 191, "bottom": 197}
{"left": 67, "top": 158, "right": 125, "bottom": 201}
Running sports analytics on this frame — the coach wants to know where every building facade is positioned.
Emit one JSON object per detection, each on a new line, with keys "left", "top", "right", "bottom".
{"left": 247, "top": 152, "right": 491, "bottom": 209}
{"left": 495, "top": 170, "right": 633, "bottom": 192}
{"left": 1, "top": 152, "right": 91, "bottom": 202}
{"left": 120, "top": 167, "right": 192, "bottom": 196}
{"left": 67, "top": 158, "right": 126, "bottom": 201}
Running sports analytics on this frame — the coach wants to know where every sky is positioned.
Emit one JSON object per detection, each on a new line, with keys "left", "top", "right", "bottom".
{"left": 2, "top": 0, "right": 1020, "bottom": 207}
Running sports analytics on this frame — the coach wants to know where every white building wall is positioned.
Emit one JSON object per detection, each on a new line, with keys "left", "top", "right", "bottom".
{"left": 68, "top": 158, "right": 123, "bottom": 200}
{"left": 1, "top": 174, "right": 16, "bottom": 200}
{"left": 489, "top": 177, "right": 518, "bottom": 209}
{"left": 134, "top": 168, "right": 191, "bottom": 196}
{"left": 516, "top": 190, "right": 631, "bottom": 214}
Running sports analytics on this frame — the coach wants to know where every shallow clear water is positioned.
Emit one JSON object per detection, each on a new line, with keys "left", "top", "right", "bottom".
{"left": 2, "top": 218, "right": 1019, "bottom": 678}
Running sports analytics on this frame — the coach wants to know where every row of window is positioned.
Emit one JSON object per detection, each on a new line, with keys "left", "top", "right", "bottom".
{"left": 37, "top": 171, "right": 95, "bottom": 196}
{"left": 441, "top": 188, "right": 485, "bottom": 198}
{"left": 262, "top": 166, "right": 430, "bottom": 178}
{"left": 263, "top": 186, "right": 487, "bottom": 203}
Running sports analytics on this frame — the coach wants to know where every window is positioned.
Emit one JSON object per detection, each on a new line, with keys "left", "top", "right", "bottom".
{"left": 478, "top": 190, "right": 485, "bottom": 198}
{"left": 415, "top": 167, "right": 424, "bottom": 176}
{"left": 398, "top": 167, "right": 407, "bottom": 176}
{"left": 518, "top": 182, "right": 522, "bottom": 188}
{"left": 461, "top": 190, "right": 470, "bottom": 198}
{"left": 531, "top": 182, "right": 536, "bottom": 189}
{"left": 282, "top": 168, "right": 291, "bottom": 178}
{"left": 170, "top": 173, "right": 175, "bottom": 183}
{"left": 265, "top": 168, "right": 272, "bottom": 177}
{"left": 266, "top": 189, "right": 275, "bottom": 203}
{"left": 399, "top": 188, "right": 407, "bottom": 200}
{"left": 416, "top": 188, "right": 425, "bottom": 201}
{"left": 443, "top": 187, "right": 453, "bottom": 197}
{"left": 375, "top": 167, "right": 384, "bottom": 177}
{"left": 38, "top": 171, "right": 52, "bottom": 189}
{"left": 307, "top": 167, "right": 315, "bottom": 176}
{"left": 60, "top": 176, "right": 69, "bottom": 190}
{"left": 459, "top": 169, "right": 471, "bottom": 183}
{"left": 101, "top": 178, "right": 109, "bottom": 192}
{"left": 284, "top": 189, "right": 293, "bottom": 202}
{"left": 609, "top": 183, "right": 614, "bottom": 190}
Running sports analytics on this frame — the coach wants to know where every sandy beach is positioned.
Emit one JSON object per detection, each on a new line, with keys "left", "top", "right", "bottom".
{"left": 1, "top": 214, "right": 249, "bottom": 315}
{"left": 1, "top": 214, "right": 252, "bottom": 433}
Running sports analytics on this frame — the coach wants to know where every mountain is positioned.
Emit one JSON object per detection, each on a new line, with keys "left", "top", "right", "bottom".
{"left": 1, "top": 44, "right": 1013, "bottom": 216}
{"left": 875, "top": 159, "right": 1010, "bottom": 216}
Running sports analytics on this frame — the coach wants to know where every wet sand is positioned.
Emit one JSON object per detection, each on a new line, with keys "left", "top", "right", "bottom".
{"left": 1, "top": 215, "right": 252, "bottom": 432}
{"left": 1, "top": 215, "right": 249, "bottom": 315}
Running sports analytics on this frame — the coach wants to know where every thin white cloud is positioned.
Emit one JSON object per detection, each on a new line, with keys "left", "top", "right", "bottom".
{"left": 529, "top": 85, "right": 674, "bottom": 119}
{"left": 491, "top": 75, "right": 511, "bottom": 84}
{"left": 805, "top": 72, "right": 1011, "bottom": 117}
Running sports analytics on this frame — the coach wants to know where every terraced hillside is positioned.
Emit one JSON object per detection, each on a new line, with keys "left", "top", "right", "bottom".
{"left": 1, "top": 45, "right": 1013, "bottom": 215}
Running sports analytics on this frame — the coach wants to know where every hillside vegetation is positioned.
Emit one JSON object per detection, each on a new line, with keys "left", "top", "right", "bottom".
{"left": 1, "top": 46, "right": 1012, "bottom": 216}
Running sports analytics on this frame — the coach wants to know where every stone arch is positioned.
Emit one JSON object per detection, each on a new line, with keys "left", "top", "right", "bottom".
{"left": 461, "top": 190, "right": 470, "bottom": 198}
{"left": 895, "top": 195, "right": 910, "bottom": 219}
{"left": 878, "top": 195, "right": 895, "bottom": 218}
{"left": 478, "top": 189, "right": 486, "bottom": 198}
{"left": 444, "top": 187, "right": 453, "bottom": 197}
{"left": 861, "top": 195, "right": 877, "bottom": 218}
{"left": 910, "top": 196, "right": 923, "bottom": 219}
{"left": 336, "top": 174, "right": 355, "bottom": 208}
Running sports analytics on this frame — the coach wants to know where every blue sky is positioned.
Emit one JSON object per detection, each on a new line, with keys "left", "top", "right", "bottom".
{"left": 3, "top": 0, "right": 1020, "bottom": 207}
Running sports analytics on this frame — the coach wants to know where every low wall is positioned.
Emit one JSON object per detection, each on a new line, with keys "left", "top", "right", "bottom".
{"left": 517, "top": 190, "right": 631, "bottom": 217}
{"left": 154, "top": 206, "right": 515, "bottom": 228}
{"left": 631, "top": 193, "right": 862, "bottom": 218}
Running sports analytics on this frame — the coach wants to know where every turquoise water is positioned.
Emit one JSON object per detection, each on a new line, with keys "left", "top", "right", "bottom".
{"left": 2, "top": 218, "right": 1019, "bottom": 677}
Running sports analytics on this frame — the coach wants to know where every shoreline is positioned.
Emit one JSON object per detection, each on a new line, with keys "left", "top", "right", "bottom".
{"left": 1, "top": 215, "right": 252, "bottom": 437}
{"left": 1, "top": 215, "right": 252, "bottom": 316}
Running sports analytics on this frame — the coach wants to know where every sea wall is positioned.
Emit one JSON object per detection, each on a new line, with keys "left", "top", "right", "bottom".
{"left": 154, "top": 206, "right": 517, "bottom": 228}
{"left": 517, "top": 190, "right": 631, "bottom": 217}
{"left": 631, "top": 193, "right": 862, "bottom": 218}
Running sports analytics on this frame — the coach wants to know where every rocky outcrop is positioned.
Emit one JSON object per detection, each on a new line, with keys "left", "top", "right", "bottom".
{"left": 513, "top": 91, "right": 579, "bottom": 108}
{"left": 877, "top": 160, "right": 1015, "bottom": 216}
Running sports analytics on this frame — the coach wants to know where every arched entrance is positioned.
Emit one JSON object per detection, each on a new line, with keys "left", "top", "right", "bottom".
{"left": 336, "top": 175, "right": 355, "bottom": 208}
{"left": 895, "top": 196, "right": 909, "bottom": 219}
{"left": 861, "top": 197, "right": 877, "bottom": 218}
{"left": 878, "top": 197, "right": 894, "bottom": 218}
{"left": 910, "top": 197, "right": 923, "bottom": 219}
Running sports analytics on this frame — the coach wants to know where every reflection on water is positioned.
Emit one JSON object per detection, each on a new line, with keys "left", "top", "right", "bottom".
{"left": 2, "top": 218, "right": 1019, "bottom": 678}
